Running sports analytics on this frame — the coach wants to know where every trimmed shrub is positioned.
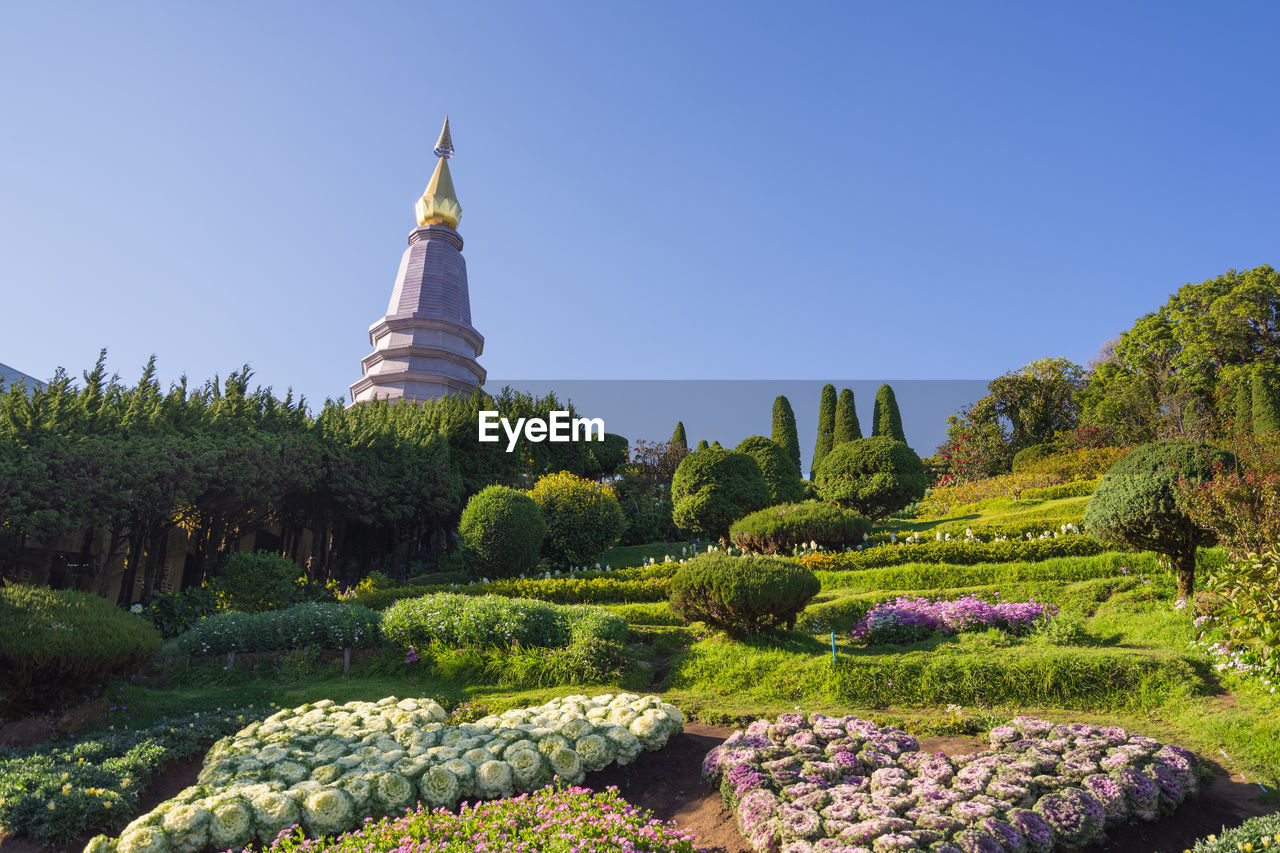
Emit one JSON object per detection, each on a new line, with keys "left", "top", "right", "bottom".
{"left": 1084, "top": 440, "right": 1234, "bottom": 597}
{"left": 527, "top": 470, "right": 624, "bottom": 568}
{"left": 1254, "top": 364, "right": 1280, "bottom": 434}
{"left": 671, "top": 421, "right": 688, "bottom": 452}
{"left": 729, "top": 501, "right": 871, "bottom": 554}
{"left": 832, "top": 387, "right": 862, "bottom": 446}
{"left": 771, "top": 395, "right": 802, "bottom": 474}
{"left": 813, "top": 437, "right": 926, "bottom": 520}
{"left": 810, "top": 384, "right": 836, "bottom": 479}
{"left": 458, "top": 485, "right": 546, "bottom": 579}
{"left": 670, "top": 448, "right": 770, "bottom": 544}
{"left": 668, "top": 552, "right": 820, "bottom": 635}
{"left": 734, "top": 436, "right": 804, "bottom": 506}
{"left": 381, "top": 593, "right": 625, "bottom": 649}
{"left": 0, "top": 585, "right": 162, "bottom": 718}
{"left": 1012, "top": 443, "right": 1054, "bottom": 472}
{"left": 173, "top": 602, "right": 382, "bottom": 656}
{"left": 871, "top": 383, "right": 906, "bottom": 442}
{"left": 799, "top": 534, "right": 1108, "bottom": 572}
{"left": 212, "top": 550, "right": 302, "bottom": 613}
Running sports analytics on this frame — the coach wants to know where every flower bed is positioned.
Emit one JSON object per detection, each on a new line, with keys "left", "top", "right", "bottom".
{"left": 254, "top": 785, "right": 699, "bottom": 853}
{"left": 702, "top": 711, "right": 1201, "bottom": 852}
{"left": 84, "top": 693, "right": 684, "bottom": 853}
{"left": 851, "top": 595, "right": 1057, "bottom": 644}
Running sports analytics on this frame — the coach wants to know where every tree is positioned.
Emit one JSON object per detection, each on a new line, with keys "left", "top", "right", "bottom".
{"left": 1083, "top": 440, "right": 1234, "bottom": 598}
{"left": 1234, "top": 368, "right": 1254, "bottom": 438}
{"left": 771, "top": 396, "right": 802, "bottom": 474}
{"left": 695, "top": 439, "right": 710, "bottom": 452}
{"left": 810, "top": 384, "right": 837, "bottom": 479}
{"left": 527, "top": 471, "right": 624, "bottom": 568}
{"left": 813, "top": 437, "right": 926, "bottom": 520}
{"left": 985, "top": 358, "right": 1085, "bottom": 451}
{"left": 735, "top": 436, "right": 804, "bottom": 506}
{"left": 671, "top": 421, "right": 688, "bottom": 453}
{"left": 670, "top": 448, "right": 770, "bottom": 545}
{"left": 833, "top": 388, "right": 862, "bottom": 448}
{"left": 871, "top": 384, "right": 906, "bottom": 443}
{"left": 1253, "top": 365, "right": 1280, "bottom": 434}
{"left": 458, "top": 485, "right": 546, "bottom": 579}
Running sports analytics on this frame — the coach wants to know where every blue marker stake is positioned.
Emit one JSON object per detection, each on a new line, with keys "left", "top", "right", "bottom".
{"left": 831, "top": 632, "right": 837, "bottom": 664}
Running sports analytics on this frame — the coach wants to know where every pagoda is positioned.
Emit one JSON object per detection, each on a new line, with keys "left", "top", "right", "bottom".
{"left": 349, "top": 117, "right": 486, "bottom": 404}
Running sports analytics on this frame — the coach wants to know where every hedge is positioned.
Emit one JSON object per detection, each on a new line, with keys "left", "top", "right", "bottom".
{"left": 381, "top": 593, "right": 628, "bottom": 650}
{"left": 799, "top": 534, "right": 1107, "bottom": 572}
{"left": 174, "top": 602, "right": 382, "bottom": 657}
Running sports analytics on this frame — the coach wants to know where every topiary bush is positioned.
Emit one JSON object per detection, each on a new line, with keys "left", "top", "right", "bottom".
{"left": 872, "top": 383, "right": 906, "bottom": 442}
{"left": 668, "top": 552, "right": 820, "bottom": 636}
{"left": 527, "top": 470, "right": 624, "bottom": 568}
{"left": 0, "top": 585, "right": 162, "bottom": 719}
{"left": 670, "top": 448, "right": 770, "bottom": 545}
{"left": 1012, "top": 442, "right": 1054, "bottom": 472}
{"left": 1084, "top": 440, "right": 1234, "bottom": 598}
{"left": 212, "top": 551, "right": 303, "bottom": 613}
{"left": 812, "top": 436, "right": 926, "bottom": 520}
{"left": 458, "top": 485, "right": 547, "bottom": 579}
{"left": 734, "top": 436, "right": 805, "bottom": 506}
{"left": 729, "top": 501, "right": 871, "bottom": 554}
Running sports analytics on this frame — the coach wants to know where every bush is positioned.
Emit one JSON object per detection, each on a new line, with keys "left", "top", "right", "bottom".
{"left": 381, "top": 593, "right": 626, "bottom": 650}
{"left": 212, "top": 551, "right": 302, "bottom": 613}
{"left": 729, "top": 501, "right": 871, "bottom": 554}
{"left": 1201, "top": 548, "right": 1280, "bottom": 679}
{"left": 527, "top": 471, "right": 624, "bottom": 568}
{"left": 404, "top": 570, "right": 471, "bottom": 587}
{"left": 734, "top": 436, "right": 805, "bottom": 506}
{"left": 1188, "top": 811, "right": 1280, "bottom": 852}
{"left": 458, "top": 485, "right": 546, "bottom": 579}
{"left": 799, "top": 534, "right": 1108, "bottom": 572}
{"left": 0, "top": 585, "right": 161, "bottom": 719}
{"left": 668, "top": 553, "right": 820, "bottom": 636}
{"left": 1084, "top": 440, "right": 1234, "bottom": 597}
{"left": 1011, "top": 443, "right": 1054, "bottom": 472}
{"left": 141, "top": 586, "right": 220, "bottom": 637}
{"left": 812, "top": 437, "right": 926, "bottom": 520}
{"left": 173, "top": 602, "right": 382, "bottom": 656}
{"left": 670, "top": 448, "right": 770, "bottom": 544}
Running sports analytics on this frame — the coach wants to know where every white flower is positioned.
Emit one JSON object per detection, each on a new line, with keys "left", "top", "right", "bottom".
{"left": 474, "top": 760, "right": 514, "bottom": 798}
{"left": 302, "top": 787, "right": 354, "bottom": 836}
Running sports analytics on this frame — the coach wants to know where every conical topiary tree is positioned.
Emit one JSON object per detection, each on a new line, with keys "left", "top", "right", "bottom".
{"left": 1253, "top": 365, "right": 1280, "bottom": 435}
{"left": 872, "top": 383, "right": 906, "bottom": 443}
{"left": 695, "top": 439, "right": 710, "bottom": 452}
{"left": 832, "top": 388, "right": 862, "bottom": 447}
{"left": 671, "top": 421, "right": 688, "bottom": 452}
{"left": 1235, "top": 369, "right": 1254, "bottom": 438}
{"left": 771, "top": 395, "right": 802, "bottom": 475}
{"left": 810, "top": 384, "right": 837, "bottom": 479}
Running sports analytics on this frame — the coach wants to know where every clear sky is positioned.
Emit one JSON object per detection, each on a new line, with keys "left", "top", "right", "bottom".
{"left": 2, "top": 2, "right": 1277, "bottom": 450}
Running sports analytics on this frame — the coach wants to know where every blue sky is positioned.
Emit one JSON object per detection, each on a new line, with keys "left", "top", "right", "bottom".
{"left": 2, "top": 2, "right": 1277, "bottom": 450}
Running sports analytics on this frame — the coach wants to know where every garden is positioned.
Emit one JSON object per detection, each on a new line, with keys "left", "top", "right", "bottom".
{"left": 3, "top": 268, "right": 1280, "bottom": 852}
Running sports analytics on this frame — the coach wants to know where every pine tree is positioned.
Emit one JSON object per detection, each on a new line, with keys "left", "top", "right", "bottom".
{"left": 832, "top": 388, "right": 862, "bottom": 447}
{"left": 810, "top": 384, "right": 836, "bottom": 479}
{"left": 771, "top": 395, "right": 802, "bottom": 474}
{"left": 1253, "top": 365, "right": 1280, "bottom": 434}
{"left": 711, "top": 440, "right": 724, "bottom": 450}
{"left": 872, "top": 384, "right": 906, "bottom": 442}
{"left": 671, "top": 421, "right": 688, "bottom": 452}
{"left": 695, "top": 439, "right": 710, "bottom": 452}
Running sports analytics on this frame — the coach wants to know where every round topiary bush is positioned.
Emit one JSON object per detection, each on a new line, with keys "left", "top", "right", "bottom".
{"left": 458, "top": 485, "right": 547, "bottom": 579}
{"left": 813, "top": 437, "right": 927, "bottom": 520}
{"left": 0, "top": 585, "right": 162, "bottom": 719}
{"left": 1012, "top": 443, "right": 1055, "bottom": 473}
{"left": 729, "top": 501, "right": 872, "bottom": 554}
{"left": 213, "top": 550, "right": 303, "bottom": 613}
{"left": 527, "top": 470, "right": 625, "bottom": 568}
{"left": 670, "top": 448, "right": 770, "bottom": 545}
{"left": 735, "top": 436, "right": 805, "bottom": 506}
{"left": 1084, "top": 440, "right": 1233, "bottom": 598}
{"left": 668, "top": 553, "right": 820, "bottom": 636}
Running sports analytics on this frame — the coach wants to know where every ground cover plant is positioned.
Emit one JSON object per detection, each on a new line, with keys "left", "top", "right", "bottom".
{"left": 174, "top": 602, "right": 382, "bottom": 657}
{"left": 0, "top": 706, "right": 270, "bottom": 844}
{"left": 84, "top": 692, "right": 684, "bottom": 853}
{"left": 381, "top": 593, "right": 627, "bottom": 650}
{"left": 255, "top": 785, "right": 699, "bottom": 853}
{"left": 703, "top": 710, "right": 1204, "bottom": 852}
{"left": 850, "top": 594, "right": 1057, "bottom": 645}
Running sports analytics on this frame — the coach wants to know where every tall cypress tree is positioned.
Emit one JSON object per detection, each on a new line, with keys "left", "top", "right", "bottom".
{"left": 671, "top": 421, "right": 688, "bottom": 452}
{"left": 1253, "top": 365, "right": 1280, "bottom": 434}
{"left": 832, "top": 387, "right": 862, "bottom": 447}
{"left": 1235, "top": 369, "right": 1254, "bottom": 438}
{"left": 872, "top": 383, "right": 906, "bottom": 442}
{"left": 811, "top": 384, "right": 837, "bottom": 479}
{"left": 771, "top": 395, "right": 802, "bottom": 474}
{"left": 695, "top": 439, "right": 710, "bottom": 452}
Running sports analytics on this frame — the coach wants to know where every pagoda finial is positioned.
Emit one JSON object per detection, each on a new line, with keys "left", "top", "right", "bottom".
{"left": 434, "top": 116, "right": 454, "bottom": 159}
{"left": 416, "top": 116, "right": 462, "bottom": 228}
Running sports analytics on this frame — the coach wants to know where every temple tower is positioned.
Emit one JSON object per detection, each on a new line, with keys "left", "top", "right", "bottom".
{"left": 349, "top": 117, "right": 486, "bottom": 404}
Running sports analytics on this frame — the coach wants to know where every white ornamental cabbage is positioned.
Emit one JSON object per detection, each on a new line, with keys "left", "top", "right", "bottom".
{"left": 475, "top": 759, "right": 515, "bottom": 799}
{"left": 205, "top": 798, "right": 253, "bottom": 851}
{"left": 249, "top": 792, "right": 300, "bottom": 841}
{"left": 372, "top": 772, "right": 415, "bottom": 813}
{"left": 302, "top": 787, "right": 354, "bottom": 836}
{"left": 160, "top": 804, "right": 209, "bottom": 853}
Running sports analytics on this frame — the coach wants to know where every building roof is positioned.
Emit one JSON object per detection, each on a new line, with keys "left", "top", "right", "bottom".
{"left": 0, "top": 362, "right": 43, "bottom": 392}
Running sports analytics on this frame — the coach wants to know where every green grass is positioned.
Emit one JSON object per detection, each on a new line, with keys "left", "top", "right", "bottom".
{"left": 883, "top": 494, "right": 1090, "bottom": 534}
{"left": 601, "top": 541, "right": 697, "bottom": 569}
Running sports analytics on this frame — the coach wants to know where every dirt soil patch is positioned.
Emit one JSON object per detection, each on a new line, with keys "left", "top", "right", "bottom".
{"left": 3, "top": 723, "right": 1273, "bottom": 853}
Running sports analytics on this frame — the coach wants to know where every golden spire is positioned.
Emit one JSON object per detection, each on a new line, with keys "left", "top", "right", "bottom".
{"left": 415, "top": 116, "right": 462, "bottom": 228}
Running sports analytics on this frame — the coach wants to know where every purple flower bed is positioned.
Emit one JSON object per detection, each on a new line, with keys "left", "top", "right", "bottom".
{"left": 851, "top": 595, "right": 1058, "bottom": 644}
{"left": 702, "top": 712, "right": 1201, "bottom": 853}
